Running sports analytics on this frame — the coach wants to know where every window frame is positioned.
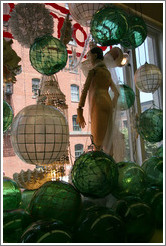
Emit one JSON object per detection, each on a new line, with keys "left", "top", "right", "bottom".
{"left": 71, "top": 84, "right": 79, "bottom": 102}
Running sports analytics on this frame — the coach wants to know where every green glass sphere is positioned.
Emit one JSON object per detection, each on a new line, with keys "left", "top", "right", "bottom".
{"left": 124, "top": 202, "right": 155, "bottom": 243}
{"left": 3, "top": 209, "right": 33, "bottom": 243}
{"left": 155, "top": 144, "right": 163, "bottom": 158}
{"left": 120, "top": 15, "right": 147, "bottom": 49}
{"left": 71, "top": 151, "right": 118, "bottom": 198}
{"left": 3, "top": 177, "right": 22, "bottom": 211}
{"left": 137, "top": 108, "right": 163, "bottom": 143}
{"left": 117, "top": 84, "right": 135, "bottom": 110}
{"left": 112, "top": 161, "right": 146, "bottom": 199}
{"left": 30, "top": 35, "right": 68, "bottom": 75}
{"left": 141, "top": 157, "right": 163, "bottom": 189}
{"left": 20, "top": 189, "right": 37, "bottom": 212}
{"left": 3, "top": 100, "right": 13, "bottom": 132}
{"left": 21, "top": 220, "right": 72, "bottom": 243}
{"left": 29, "top": 181, "right": 82, "bottom": 225}
{"left": 75, "top": 206, "right": 125, "bottom": 243}
{"left": 90, "top": 6, "right": 128, "bottom": 46}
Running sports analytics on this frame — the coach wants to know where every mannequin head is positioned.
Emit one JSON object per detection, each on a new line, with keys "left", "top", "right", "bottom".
{"left": 87, "top": 47, "right": 104, "bottom": 66}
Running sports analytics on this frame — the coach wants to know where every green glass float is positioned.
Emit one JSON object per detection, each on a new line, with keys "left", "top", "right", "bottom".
{"left": 120, "top": 14, "right": 147, "bottom": 49}
{"left": 123, "top": 202, "right": 155, "bottom": 243}
{"left": 20, "top": 189, "right": 37, "bottom": 212}
{"left": 21, "top": 220, "right": 72, "bottom": 243}
{"left": 3, "top": 100, "right": 13, "bottom": 132}
{"left": 141, "top": 157, "right": 163, "bottom": 190}
{"left": 30, "top": 34, "right": 68, "bottom": 75}
{"left": 3, "top": 177, "right": 22, "bottom": 211}
{"left": 90, "top": 6, "right": 128, "bottom": 46}
{"left": 112, "top": 161, "right": 146, "bottom": 199}
{"left": 29, "top": 181, "right": 82, "bottom": 225}
{"left": 155, "top": 144, "right": 163, "bottom": 158}
{"left": 71, "top": 151, "right": 118, "bottom": 198}
{"left": 3, "top": 209, "right": 33, "bottom": 243}
{"left": 117, "top": 84, "right": 135, "bottom": 110}
{"left": 74, "top": 206, "right": 125, "bottom": 243}
{"left": 136, "top": 108, "right": 163, "bottom": 143}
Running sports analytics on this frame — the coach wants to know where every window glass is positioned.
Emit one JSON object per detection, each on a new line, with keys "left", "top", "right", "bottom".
{"left": 71, "top": 84, "right": 79, "bottom": 102}
{"left": 75, "top": 144, "right": 83, "bottom": 159}
{"left": 32, "top": 78, "right": 40, "bottom": 98}
{"left": 72, "top": 115, "right": 81, "bottom": 131}
{"left": 69, "top": 55, "right": 78, "bottom": 73}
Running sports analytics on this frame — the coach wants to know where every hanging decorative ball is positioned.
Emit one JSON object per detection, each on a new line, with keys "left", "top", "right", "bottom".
{"left": 9, "top": 3, "right": 54, "bottom": 48}
{"left": 3, "top": 209, "right": 33, "bottom": 243}
{"left": 141, "top": 157, "right": 163, "bottom": 189}
{"left": 20, "top": 189, "right": 37, "bottom": 211}
{"left": 11, "top": 104, "right": 69, "bottom": 165}
{"left": 112, "top": 161, "right": 146, "bottom": 199}
{"left": 68, "top": 3, "right": 105, "bottom": 27}
{"left": 3, "top": 100, "right": 13, "bottom": 132}
{"left": 134, "top": 63, "right": 162, "bottom": 93}
{"left": 117, "top": 84, "right": 135, "bottom": 110}
{"left": 3, "top": 177, "right": 22, "bottom": 211}
{"left": 21, "top": 220, "right": 72, "bottom": 243}
{"left": 30, "top": 35, "right": 68, "bottom": 75}
{"left": 29, "top": 181, "right": 82, "bottom": 225}
{"left": 90, "top": 6, "right": 128, "bottom": 46}
{"left": 136, "top": 108, "right": 163, "bottom": 143}
{"left": 104, "top": 47, "right": 123, "bottom": 68}
{"left": 71, "top": 151, "right": 118, "bottom": 198}
{"left": 74, "top": 206, "right": 125, "bottom": 243}
{"left": 120, "top": 14, "right": 147, "bottom": 49}
{"left": 155, "top": 144, "right": 163, "bottom": 158}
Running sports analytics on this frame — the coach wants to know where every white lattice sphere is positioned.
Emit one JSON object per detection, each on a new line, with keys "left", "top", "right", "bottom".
{"left": 134, "top": 63, "right": 162, "bottom": 93}
{"left": 68, "top": 3, "right": 105, "bottom": 27}
{"left": 11, "top": 105, "right": 69, "bottom": 165}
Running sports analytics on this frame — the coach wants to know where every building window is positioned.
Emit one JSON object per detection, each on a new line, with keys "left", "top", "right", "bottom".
{"left": 71, "top": 84, "right": 79, "bottom": 102}
{"left": 75, "top": 144, "right": 83, "bottom": 159}
{"left": 72, "top": 115, "right": 81, "bottom": 131}
{"left": 69, "top": 55, "right": 78, "bottom": 73}
{"left": 32, "top": 78, "right": 40, "bottom": 98}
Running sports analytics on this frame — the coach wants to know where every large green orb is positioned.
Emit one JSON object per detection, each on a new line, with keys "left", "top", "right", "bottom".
{"left": 29, "top": 181, "right": 82, "bottom": 225}
{"left": 120, "top": 15, "right": 147, "bottom": 49}
{"left": 90, "top": 6, "right": 128, "bottom": 46}
{"left": 30, "top": 35, "right": 68, "bottom": 75}
{"left": 71, "top": 151, "right": 118, "bottom": 198}
{"left": 117, "top": 84, "right": 135, "bottom": 110}
{"left": 141, "top": 157, "right": 163, "bottom": 190}
{"left": 3, "top": 177, "right": 21, "bottom": 211}
{"left": 3, "top": 100, "right": 13, "bottom": 132}
{"left": 21, "top": 220, "right": 72, "bottom": 243}
{"left": 137, "top": 108, "right": 163, "bottom": 143}
{"left": 3, "top": 209, "right": 32, "bottom": 243}
{"left": 20, "top": 189, "right": 37, "bottom": 212}
{"left": 112, "top": 161, "right": 146, "bottom": 199}
{"left": 74, "top": 206, "right": 125, "bottom": 243}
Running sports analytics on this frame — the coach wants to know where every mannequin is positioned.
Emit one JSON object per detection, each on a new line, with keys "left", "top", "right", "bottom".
{"left": 76, "top": 47, "right": 119, "bottom": 154}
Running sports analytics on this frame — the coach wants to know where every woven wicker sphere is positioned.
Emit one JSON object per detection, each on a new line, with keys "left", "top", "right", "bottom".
{"left": 30, "top": 35, "right": 68, "bottom": 75}
{"left": 136, "top": 108, "right": 163, "bottom": 143}
{"left": 90, "top": 6, "right": 128, "bottom": 46}
{"left": 11, "top": 104, "right": 69, "bottom": 165}
{"left": 120, "top": 15, "right": 147, "bottom": 49}
{"left": 3, "top": 100, "right": 13, "bottom": 132}
{"left": 134, "top": 63, "right": 162, "bottom": 93}
{"left": 117, "top": 84, "right": 135, "bottom": 110}
{"left": 71, "top": 151, "right": 118, "bottom": 198}
{"left": 68, "top": 3, "right": 105, "bottom": 27}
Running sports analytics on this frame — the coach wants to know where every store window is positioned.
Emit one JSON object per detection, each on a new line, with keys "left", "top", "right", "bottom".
{"left": 71, "top": 84, "right": 79, "bottom": 102}
{"left": 32, "top": 78, "right": 40, "bottom": 98}
{"left": 75, "top": 144, "right": 83, "bottom": 159}
{"left": 72, "top": 115, "right": 81, "bottom": 131}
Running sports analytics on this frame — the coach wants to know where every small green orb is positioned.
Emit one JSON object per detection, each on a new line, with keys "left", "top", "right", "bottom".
{"left": 141, "top": 157, "right": 163, "bottom": 190}
{"left": 71, "top": 151, "right": 118, "bottom": 198}
{"left": 120, "top": 14, "right": 147, "bottom": 49}
{"left": 3, "top": 177, "right": 22, "bottom": 211}
{"left": 3, "top": 100, "right": 13, "bottom": 132}
{"left": 29, "top": 181, "right": 82, "bottom": 225}
{"left": 3, "top": 209, "right": 33, "bottom": 243}
{"left": 137, "top": 108, "right": 163, "bottom": 143}
{"left": 112, "top": 161, "right": 146, "bottom": 199}
{"left": 21, "top": 220, "right": 72, "bottom": 243}
{"left": 117, "top": 84, "right": 135, "bottom": 110}
{"left": 90, "top": 6, "right": 128, "bottom": 46}
{"left": 30, "top": 35, "right": 68, "bottom": 75}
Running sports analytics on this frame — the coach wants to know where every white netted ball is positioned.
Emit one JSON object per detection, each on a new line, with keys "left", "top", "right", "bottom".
{"left": 68, "top": 3, "right": 105, "bottom": 27}
{"left": 11, "top": 104, "right": 69, "bottom": 165}
{"left": 134, "top": 63, "right": 162, "bottom": 93}
{"left": 9, "top": 3, "right": 54, "bottom": 48}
